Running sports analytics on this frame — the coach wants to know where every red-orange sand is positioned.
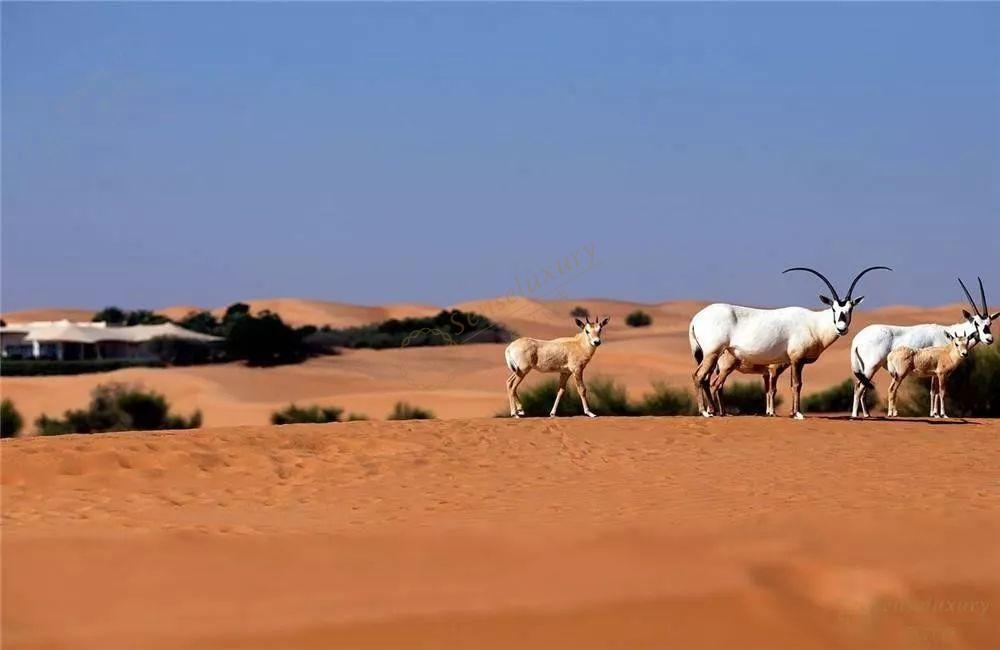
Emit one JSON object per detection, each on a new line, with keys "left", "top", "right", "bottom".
{"left": 3, "top": 417, "right": 998, "bottom": 649}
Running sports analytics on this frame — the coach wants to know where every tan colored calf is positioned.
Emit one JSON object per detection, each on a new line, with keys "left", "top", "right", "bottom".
{"left": 504, "top": 317, "right": 609, "bottom": 418}
{"left": 886, "top": 332, "right": 971, "bottom": 418}
{"left": 710, "top": 351, "right": 788, "bottom": 416}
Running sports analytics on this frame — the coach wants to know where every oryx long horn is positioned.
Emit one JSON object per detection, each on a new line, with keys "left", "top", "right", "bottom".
{"left": 783, "top": 267, "right": 840, "bottom": 302}
{"left": 978, "top": 276, "right": 988, "bottom": 316}
{"left": 958, "top": 277, "right": 983, "bottom": 317}
{"left": 845, "top": 266, "right": 892, "bottom": 299}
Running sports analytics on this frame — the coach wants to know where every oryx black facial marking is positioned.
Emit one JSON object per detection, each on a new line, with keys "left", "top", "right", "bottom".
{"left": 958, "top": 276, "right": 996, "bottom": 346}
{"left": 784, "top": 266, "right": 891, "bottom": 336}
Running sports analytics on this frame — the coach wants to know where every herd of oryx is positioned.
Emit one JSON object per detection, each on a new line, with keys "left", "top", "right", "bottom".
{"left": 504, "top": 268, "right": 996, "bottom": 420}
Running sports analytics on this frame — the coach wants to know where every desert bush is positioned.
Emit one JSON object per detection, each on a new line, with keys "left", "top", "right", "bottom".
{"left": 92, "top": 306, "right": 127, "bottom": 325}
{"left": 715, "top": 380, "right": 782, "bottom": 416}
{"left": 570, "top": 306, "right": 590, "bottom": 319}
{"left": 307, "top": 310, "right": 512, "bottom": 350}
{"left": 0, "top": 359, "right": 166, "bottom": 376}
{"left": 625, "top": 310, "right": 653, "bottom": 328}
{"left": 346, "top": 413, "right": 369, "bottom": 421}
{"left": 147, "top": 336, "right": 218, "bottom": 366}
{"left": 178, "top": 310, "right": 222, "bottom": 335}
{"left": 896, "top": 344, "right": 1000, "bottom": 417}
{"left": 638, "top": 382, "right": 697, "bottom": 415}
{"left": 387, "top": 402, "right": 435, "bottom": 420}
{"left": 271, "top": 403, "right": 343, "bottom": 425}
{"left": 509, "top": 377, "right": 695, "bottom": 417}
{"left": 224, "top": 310, "right": 317, "bottom": 366}
{"left": 1, "top": 399, "right": 24, "bottom": 438}
{"left": 803, "top": 379, "right": 877, "bottom": 413}
{"left": 35, "top": 383, "right": 201, "bottom": 435}
{"left": 92, "top": 307, "right": 169, "bottom": 326}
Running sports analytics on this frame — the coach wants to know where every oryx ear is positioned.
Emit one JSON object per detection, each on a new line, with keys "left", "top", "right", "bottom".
{"left": 818, "top": 295, "right": 833, "bottom": 306}
{"left": 962, "top": 310, "right": 975, "bottom": 322}
{"left": 945, "top": 330, "right": 954, "bottom": 340}
{"left": 599, "top": 316, "right": 610, "bottom": 327}
{"left": 991, "top": 311, "right": 1000, "bottom": 321}
{"left": 852, "top": 296, "right": 865, "bottom": 307}
{"left": 574, "top": 318, "right": 586, "bottom": 329}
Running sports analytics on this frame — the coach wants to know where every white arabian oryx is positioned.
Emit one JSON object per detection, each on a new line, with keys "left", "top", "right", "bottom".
{"left": 850, "top": 276, "right": 996, "bottom": 418}
{"left": 689, "top": 266, "right": 891, "bottom": 419}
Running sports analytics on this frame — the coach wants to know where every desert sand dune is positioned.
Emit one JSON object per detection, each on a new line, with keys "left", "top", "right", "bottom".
{"left": 0, "top": 307, "right": 95, "bottom": 323}
{"left": 3, "top": 417, "right": 998, "bottom": 649}
{"left": 2, "top": 300, "right": 982, "bottom": 429}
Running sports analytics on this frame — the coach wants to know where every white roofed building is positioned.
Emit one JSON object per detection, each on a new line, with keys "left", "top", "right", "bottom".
{"left": 0, "top": 320, "right": 222, "bottom": 361}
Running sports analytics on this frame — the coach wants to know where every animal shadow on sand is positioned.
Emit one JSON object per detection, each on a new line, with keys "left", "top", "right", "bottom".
{"left": 818, "top": 414, "right": 976, "bottom": 425}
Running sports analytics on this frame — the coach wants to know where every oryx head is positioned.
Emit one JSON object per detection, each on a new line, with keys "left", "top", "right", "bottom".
{"left": 958, "top": 276, "right": 997, "bottom": 346}
{"left": 575, "top": 315, "right": 610, "bottom": 347}
{"left": 944, "top": 330, "right": 971, "bottom": 358}
{"left": 783, "top": 265, "right": 893, "bottom": 336}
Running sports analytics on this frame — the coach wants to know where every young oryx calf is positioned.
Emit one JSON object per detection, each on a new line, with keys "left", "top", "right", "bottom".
{"left": 504, "top": 316, "right": 610, "bottom": 418}
{"left": 710, "top": 351, "right": 788, "bottom": 416}
{"left": 886, "top": 332, "right": 971, "bottom": 418}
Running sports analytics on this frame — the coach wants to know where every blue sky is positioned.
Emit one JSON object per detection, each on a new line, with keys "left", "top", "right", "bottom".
{"left": 2, "top": 2, "right": 997, "bottom": 311}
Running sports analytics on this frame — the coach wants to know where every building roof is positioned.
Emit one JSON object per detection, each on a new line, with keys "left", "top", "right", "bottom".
{"left": 1, "top": 320, "right": 222, "bottom": 344}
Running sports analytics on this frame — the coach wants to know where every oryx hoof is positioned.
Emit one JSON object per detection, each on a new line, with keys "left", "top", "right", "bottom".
{"left": 585, "top": 411, "right": 597, "bottom": 418}
{"left": 792, "top": 412, "right": 805, "bottom": 420}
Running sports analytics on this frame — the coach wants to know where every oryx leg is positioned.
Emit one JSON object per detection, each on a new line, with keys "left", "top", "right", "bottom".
{"left": 550, "top": 371, "right": 570, "bottom": 417}
{"left": 790, "top": 360, "right": 806, "bottom": 420}
{"left": 769, "top": 365, "right": 787, "bottom": 417}
{"left": 887, "top": 373, "right": 900, "bottom": 418}
{"left": 507, "top": 369, "right": 529, "bottom": 417}
{"left": 573, "top": 370, "right": 597, "bottom": 418}
{"left": 710, "top": 354, "right": 740, "bottom": 416}
{"left": 929, "top": 375, "right": 940, "bottom": 417}
{"left": 506, "top": 372, "right": 518, "bottom": 416}
{"left": 762, "top": 372, "right": 775, "bottom": 416}
{"left": 693, "top": 352, "right": 721, "bottom": 417}
{"left": 938, "top": 374, "right": 949, "bottom": 419}
{"left": 851, "top": 381, "right": 863, "bottom": 419}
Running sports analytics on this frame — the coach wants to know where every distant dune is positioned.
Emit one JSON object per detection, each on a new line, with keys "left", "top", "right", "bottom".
{"left": 1, "top": 299, "right": 981, "bottom": 429}
{"left": 3, "top": 417, "right": 998, "bottom": 649}
{"left": 0, "top": 307, "right": 95, "bottom": 323}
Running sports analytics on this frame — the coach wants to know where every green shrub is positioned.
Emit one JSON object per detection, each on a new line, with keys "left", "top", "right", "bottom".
{"left": 35, "top": 383, "right": 201, "bottom": 435}
{"left": 307, "top": 310, "right": 513, "bottom": 350}
{"left": 387, "top": 402, "right": 435, "bottom": 420}
{"left": 714, "top": 380, "right": 781, "bottom": 416}
{"left": 224, "top": 310, "right": 318, "bottom": 366}
{"left": 1, "top": 399, "right": 24, "bottom": 438}
{"left": 638, "top": 382, "right": 698, "bottom": 415}
{"left": 147, "top": 336, "right": 218, "bottom": 366}
{"left": 92, "top": 306, "right": 126, "bottom": 325}
{"left": 271, "top": 404, "right": 343, "bottom": 425}
{"left": 0, "top": 359, "right": 166, "bottom": 376}
{"left": 177, "top": 310, "right": 222, "bottom": 335}
{"left": 570, "top": 306, "right": 590, "bottom": 319}
{"left": 625, "top": 310, "right": 653, "bottom": 328}
{"left": 92, "top": 306, "right": 169, "bottom": 326}
{"left": 803, "top": 379, "right": 877, "bottom": 413}
{"left": 897, "top": 344, "right": 1000, "bottom": 417}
